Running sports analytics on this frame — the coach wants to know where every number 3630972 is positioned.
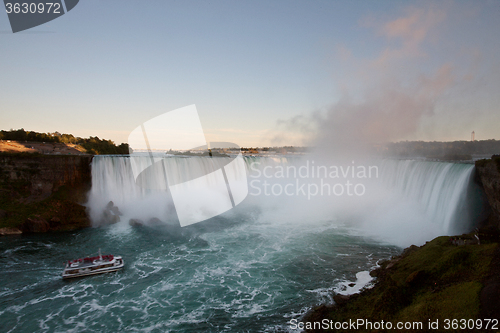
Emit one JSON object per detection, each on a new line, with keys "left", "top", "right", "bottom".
{"left": 5, "top": 2, "right": 61, "bottom": 14}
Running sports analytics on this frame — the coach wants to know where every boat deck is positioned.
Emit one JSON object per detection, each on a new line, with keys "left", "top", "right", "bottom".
{"left": 63, "top": 255, "right": 123, "bottom": 279}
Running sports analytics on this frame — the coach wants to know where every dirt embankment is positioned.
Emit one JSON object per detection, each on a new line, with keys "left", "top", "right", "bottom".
{"left": 0, "top": 140, "right": 87, "bottom": 155}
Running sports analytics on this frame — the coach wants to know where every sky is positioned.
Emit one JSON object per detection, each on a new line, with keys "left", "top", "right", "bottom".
{"left": 1, "top": 0, "right": 499, "bottom": 148}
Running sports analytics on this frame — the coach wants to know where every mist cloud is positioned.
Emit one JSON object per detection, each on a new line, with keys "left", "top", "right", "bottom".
{"left": 268, "top": 3, "right": 491, "bottom": 155}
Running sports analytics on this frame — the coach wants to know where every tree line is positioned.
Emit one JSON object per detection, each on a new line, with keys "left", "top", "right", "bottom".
{"left": 0, "top": 129, "right": 129, "bottom": 155}
{"left": 385, "top": 139, "right": 500, "bottom": 159}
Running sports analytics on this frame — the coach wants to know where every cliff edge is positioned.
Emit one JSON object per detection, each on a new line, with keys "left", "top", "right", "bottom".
{"left": 475, "top": 155, "right": 500, "bottom": 230}
{"left": 0, "top": 153, "right": 93, "bottom": 233}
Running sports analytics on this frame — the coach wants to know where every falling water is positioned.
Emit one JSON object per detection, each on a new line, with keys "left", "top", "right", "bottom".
{"left": 87, "top": 155, "right": 485, "bottom": 246}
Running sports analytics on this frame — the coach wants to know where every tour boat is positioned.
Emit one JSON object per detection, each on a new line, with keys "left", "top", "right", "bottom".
{"left": 62, "top": 250, "right": 124, "bottom": 279}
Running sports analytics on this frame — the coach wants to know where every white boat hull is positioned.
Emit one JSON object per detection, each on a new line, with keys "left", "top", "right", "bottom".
{"left": 62, "top": 255, "right": 124, "bottom": 279}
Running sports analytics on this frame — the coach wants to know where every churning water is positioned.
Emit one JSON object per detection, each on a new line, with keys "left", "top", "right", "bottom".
{"left": 0, "top": 156, "right": 486, "bottom": 332}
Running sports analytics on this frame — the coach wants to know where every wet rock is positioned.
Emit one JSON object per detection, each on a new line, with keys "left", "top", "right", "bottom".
{"left": 129, "top": 218, "right": 144, "bottom": 227}
{"left": 49, "top": 216, "right": 61, "bottom": 229}
{"left": 145, "top": 217, "right": 182, "bottom": 237}
{"left": 0, "top": 227, "right": 22, "bottom": 235}
{"left": 147, "top": 217, "right": 181, "bottom": 229}
{"left": 106, "top": 201, "right": 122, "bottom": 216}
{"left": 105, "top": 201, "right": 114, "bottom": 210}
{"left": 147, "top": 217, "right": 163, "bottom": 227}
{"left": 100, "top": 201, "right": 122, "bottom": 225}
{"left": 0, "top": 209, "right": 6, "bottom": 219}
{"left": 21, "top": 215, "right": 50, "bottom": 233}
{"left": 102, "top": 209, "right": 120, "bottom": 224}
{"left": 333, "top": 294, "right": 351, "bottom": 305}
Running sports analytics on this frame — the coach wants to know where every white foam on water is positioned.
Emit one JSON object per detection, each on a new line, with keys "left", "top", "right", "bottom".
{"left": 334, "top": 270, "right": 374, "bottom": 296}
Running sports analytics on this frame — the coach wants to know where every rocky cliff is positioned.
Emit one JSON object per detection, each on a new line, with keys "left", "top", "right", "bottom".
{"left": 475, "top": 156, "right": 500, "bottom": 230}
{"left": 0, "top": 153, "right": 93, "bottom": 233}
{"left": 0, "top": 153, "right": 92, "bottom": 200}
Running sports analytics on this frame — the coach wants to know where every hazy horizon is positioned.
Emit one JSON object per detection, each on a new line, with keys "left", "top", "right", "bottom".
{"left": 1, "top": 127, "right": 500, "bottom": 148}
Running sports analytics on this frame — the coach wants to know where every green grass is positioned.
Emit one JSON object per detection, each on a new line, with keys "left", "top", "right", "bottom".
{"left": 397, "top": 281, "right": 481, "bottom": 322}
{"left": 304, "top": 236, "right": 497, "bottom": 332}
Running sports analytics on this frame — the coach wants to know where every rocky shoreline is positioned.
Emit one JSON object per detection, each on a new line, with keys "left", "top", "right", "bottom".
{"left": 301, "top": 232, "right": 499, "bottom": 332}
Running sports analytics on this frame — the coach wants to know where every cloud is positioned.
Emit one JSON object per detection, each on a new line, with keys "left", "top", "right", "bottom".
{"left": 313, "top": 63, "right": 455, "bottom": 154}
{"left": 269, "top": 3, "right": 461, "bottom": 155}
{"left": 372, "top": 6, "right": 446, "bottom": 67}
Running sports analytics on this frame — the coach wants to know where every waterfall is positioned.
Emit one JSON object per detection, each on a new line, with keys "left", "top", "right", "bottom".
{"left": 88, "top": 155, "right": 246, "bottom": 226}
{"left": 377, "top": 160, "right": 486, "bottom": 238}
{"left": 87, "top": 155, "right": 487, "bottom": 246}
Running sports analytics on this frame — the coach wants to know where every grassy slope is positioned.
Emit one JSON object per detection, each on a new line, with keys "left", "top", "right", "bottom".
{"left": 304, "top": 236, "right": 498, "bottom": 332}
